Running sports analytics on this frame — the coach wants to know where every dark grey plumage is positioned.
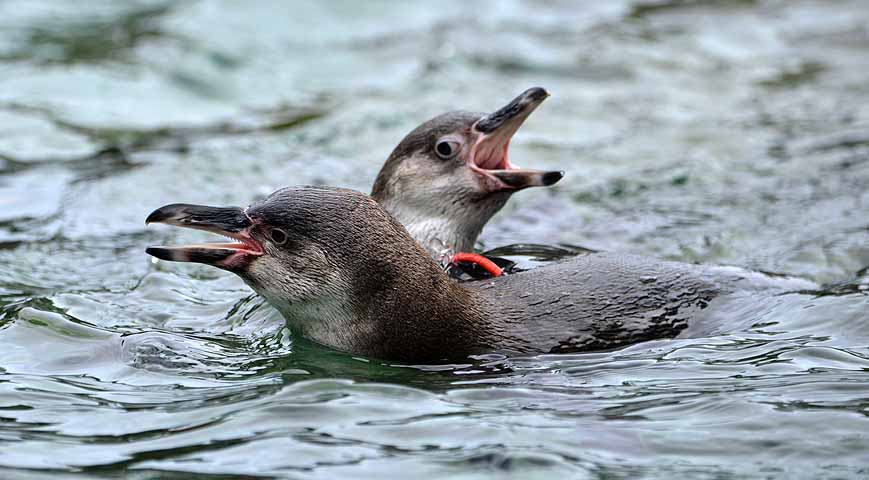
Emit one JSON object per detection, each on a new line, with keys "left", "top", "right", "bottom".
{"left": 469, "top": 254, "right": 720, "bottom": 355}
{"left": 147, "top": 186, "right": 813, "bottom": 362}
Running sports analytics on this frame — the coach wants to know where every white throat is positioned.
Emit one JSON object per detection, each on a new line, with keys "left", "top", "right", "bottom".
{"left": 379, "top": 198, "right": 481, "bottom": 257}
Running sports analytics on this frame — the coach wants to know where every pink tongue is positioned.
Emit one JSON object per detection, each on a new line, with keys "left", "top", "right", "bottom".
{"left": 476, "top": 142, "right": 511, "bottom": 170}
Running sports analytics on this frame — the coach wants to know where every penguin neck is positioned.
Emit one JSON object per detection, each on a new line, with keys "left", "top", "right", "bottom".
{"left": 351, "top": 239, "right": 496, "bottom": 361}
{"left": 355, "top": 261, "right": 495, "bottom": 361}
{"left": 376, "top": 193, "right": 510, "bottom": 257}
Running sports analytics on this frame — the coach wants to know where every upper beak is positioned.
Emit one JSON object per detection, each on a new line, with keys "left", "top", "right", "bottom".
{"left": 471, "top": 87, "right": 564, "bottom": 191}
{"left": 475, "top": 86, "right": 550, "bottom": 134}
{"left": 145, "top": 203, "right": 262, "bottom": 268}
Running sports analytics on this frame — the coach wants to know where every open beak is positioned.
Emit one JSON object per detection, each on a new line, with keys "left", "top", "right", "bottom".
{"left": 145, "top": 203, "right": 263, "bottom": 269}
{"left": 471, "top": 87, "right": 564, "bottom": 192}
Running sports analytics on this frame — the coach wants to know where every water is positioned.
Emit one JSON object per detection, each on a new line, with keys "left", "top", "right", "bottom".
{"left": 1, "top": 0, "right": 868, "bottom": 478}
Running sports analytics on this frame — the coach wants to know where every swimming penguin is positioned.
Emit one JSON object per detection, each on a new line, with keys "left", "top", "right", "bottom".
{"left": 371, "top": 87, "right": 564, "bottom": 257}
{"left": 145, "top": 186, "right": 815, "bottom": 362}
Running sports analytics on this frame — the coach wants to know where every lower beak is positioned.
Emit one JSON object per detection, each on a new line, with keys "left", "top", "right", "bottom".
{"left": 471, "top": 87, "right": 564, "bottom": 191}
{"left": 487, "top": 169, "right": 564, "bottom": 188}
{"left": 145, "top": 203, "right": 262, "bottom": 268}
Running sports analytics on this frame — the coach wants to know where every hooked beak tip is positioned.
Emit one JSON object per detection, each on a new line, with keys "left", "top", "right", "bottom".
{"left": 542, "top": 170, "right": 564, "bottom": 186}
{"left": 527, "top": 86, "right": 550, "bottom": 102}
{"left": 145, "top": 205, "right": 179, "bottom": 226}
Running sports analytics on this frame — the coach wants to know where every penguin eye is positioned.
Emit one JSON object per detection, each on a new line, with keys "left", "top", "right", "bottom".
{"left": 268, "top": 228, "right": 288, "bottom": 245}
{"left": 435, "top": 140, "right": 460, "bottom": 159}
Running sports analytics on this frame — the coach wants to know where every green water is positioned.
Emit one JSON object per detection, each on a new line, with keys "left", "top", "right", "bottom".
{"left": 0, "top": 1, "right": 868, "bottom": 478}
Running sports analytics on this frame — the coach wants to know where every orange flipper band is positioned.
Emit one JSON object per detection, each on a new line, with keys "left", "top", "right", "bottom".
{"left": 451, "top": 252, "right": 503, "bottom": 277}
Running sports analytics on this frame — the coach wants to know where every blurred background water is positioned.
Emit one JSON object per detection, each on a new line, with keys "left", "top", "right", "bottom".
{"left": 0, "top": 0, "right": 868, "bottom": 478}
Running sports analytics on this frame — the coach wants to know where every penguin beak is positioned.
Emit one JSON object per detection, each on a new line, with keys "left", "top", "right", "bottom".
{"left": 144, "top": 203, "right": 263, "bottom": 269}
{"left": 470, "top": 87, "right": 564, "bottom": 192}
